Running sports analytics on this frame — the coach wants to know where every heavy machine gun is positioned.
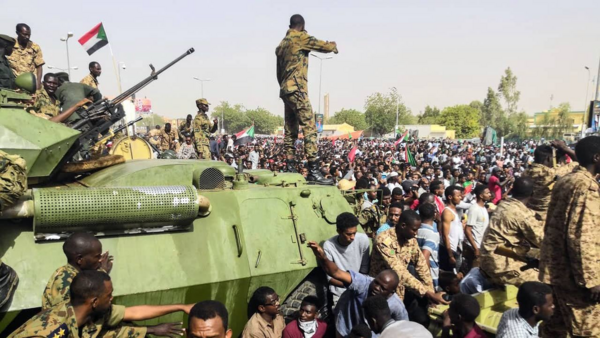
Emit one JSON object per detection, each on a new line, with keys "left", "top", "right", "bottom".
{"left": 64, "top": 48, "right": 195, "bottom": 162}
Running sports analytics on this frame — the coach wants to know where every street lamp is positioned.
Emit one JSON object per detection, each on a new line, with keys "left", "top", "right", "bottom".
{"left": 583, "top": 66, "right": 591, "bottom": 137}
{"left": 59, "top": 32, "right": 74, "bottom": 77}
{"left": 310, "top": 53, "right": 333, "bottom": 115}
{"left": 118, "top": 62, "right": 126, "bottom": 93}
{"left": 192, "top": 77, "right": 211, "bottom": 98}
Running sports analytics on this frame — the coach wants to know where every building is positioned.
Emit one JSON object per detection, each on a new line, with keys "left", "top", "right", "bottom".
{"left": 397, "top": 124, "right": 455, "bottom": 139}
{"left": 528, "top": 110, "right": 586, "bottom": 139}
{"left": 320, "top": 123, "right": 355, "bottom": 136}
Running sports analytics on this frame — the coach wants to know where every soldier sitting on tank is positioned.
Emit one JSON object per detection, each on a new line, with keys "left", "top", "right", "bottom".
{"left": 9, "top": 270, "right": 194, "bottom": 338}
{"left": 159, "top": 123, "right": 180, "bottom": 152}
{"left": 54, "top": 72, "right": 102, "bottom": 124}
{"left": 0, "top": 34, "right": 16, "bottom": 89}
{"left": 27, "top": 73, "right": 93, "bottom": 123}
{"left": 179, "top": 114, "right": 193, "bottom": 141}
{"left": 307, "top": 241, "right": 408, "bottom": 338}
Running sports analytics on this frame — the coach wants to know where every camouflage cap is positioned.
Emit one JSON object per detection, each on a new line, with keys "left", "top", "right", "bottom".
{"left": 0, "top": 34, "right": 15, "bottom": 44}
{"left": 196, "top": 98, "right": 210, "bottom": 106}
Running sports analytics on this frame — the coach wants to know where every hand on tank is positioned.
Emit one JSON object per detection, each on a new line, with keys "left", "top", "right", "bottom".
{"left": 100, "top": 251, "right": 113, "bottom": 274}
{"left": 307, "top": 241, "right": 326, "bottom": 260}
{"left": 146, "top": 322, "right": 184, "bottom": 337}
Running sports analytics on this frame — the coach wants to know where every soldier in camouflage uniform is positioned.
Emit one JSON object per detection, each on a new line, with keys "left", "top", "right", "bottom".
{"left": 479, "top": 177, "right": 542, "bottom": 286}
{"left": 9, "top": 270, "right": 193, "bottom": 338}
{"left": 370, "top": 210, "right": 447, "bottom": 307}
{"left": 80, "top": 62, "right": 101, "bottom": 89}
{"left": 6, "top": 24, "right": 44, "bottom": 89}
{"left": 179, "top": 114, "right": 194, "bottom": 141}
{"left": 27, "top": 73, "right": 60, "bottom": 119}
{"left": 158, "top": 123, "right": 180, "bottom": 152}
{"left": 539, "top": 136, "right": 600, "bottom": 337}
{"left": 275, "top": 14, "right": 337, "bottom": 184}
{"left": 0, "top": 150, "right": 26, "bottom": 308}
{"left": 193, "top": 99, "right": 218, "bottom": 159}
{"left": 0, "top": 34, "right": 16, "bottom": 89}
{"left": 524, "top": 141, "right": 578, "bottom": 222}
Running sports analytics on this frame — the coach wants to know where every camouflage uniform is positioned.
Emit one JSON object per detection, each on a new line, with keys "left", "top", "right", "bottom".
{"left": 6, "top": 39, "right": 44, "bottom": 77}
{"left": 42, "top": 264, "right": 78, "bottom": 310}
{"left": 370, "top": 228, "right": 434, "bottom": 299}
{"left": 147, "top": 129, "right": 161, "bottom": 148}
{"left": 8, "top": 301, "right": 146, "bottom": 338}
{"left": 27, "top": 88, "right": 60, "bottom": 120}
{"left": 359, "top": 202, "right": 384, "bottom": 238}
{"left": 80, "top": 73, "right": 99, "bottom": 89}
{"left": 524, "top": 161, "right": 578, "bottom": 221}
{"left": 479, "top": 197, "right": 542, "bottom": 286}
{"left": 0, "top": 150, "right": 27, "bottom": 213}
{"left": 179, "top": 121, "right": 193, "bottom": 139}
{"left": 192, "top": 113, "right": 214, "bottom": 159}
{"left": 275, "top": 29, "right": 337, "bottom": 161}
{"left": 159, "top": 128, "right": 180, "bottom": 152}
{"left": 539, "top": 166, "right": 600, "bottom": 337}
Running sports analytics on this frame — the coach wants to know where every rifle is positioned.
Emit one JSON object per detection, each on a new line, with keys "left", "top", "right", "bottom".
{"left": 64, "top": 48, "right": 195, "bottom": 163}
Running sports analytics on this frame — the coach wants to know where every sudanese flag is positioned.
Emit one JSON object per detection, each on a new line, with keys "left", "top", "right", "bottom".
{"left": 79, "top": 23, "right": 109, "bottom": 56}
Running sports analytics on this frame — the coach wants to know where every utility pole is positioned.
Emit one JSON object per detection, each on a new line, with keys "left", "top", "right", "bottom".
{"left": 310, "top": 54, "right": 332, "bottom": 115}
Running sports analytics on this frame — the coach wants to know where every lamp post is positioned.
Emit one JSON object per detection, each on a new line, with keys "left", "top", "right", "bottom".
{"left": 310, "top": 53, "right": 333, "bottom": 115}
{"left": 59, "top": 32, "right": 74, "bottom": 77}
{"left": 118, "top": 62, "right": 126, "bottom": 93}
{"left": 392, "top": 87, "right": 399, "bottom": 136}
{"left": 192, "top": 77, "right": 211, "bottom": 98}
{"left": 583, "top": 66, "right": 591, "bottom": 137}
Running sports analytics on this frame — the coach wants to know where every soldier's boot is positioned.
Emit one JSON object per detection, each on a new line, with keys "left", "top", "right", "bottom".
{"left": 0, "top": 263, "right": 18, "bottom": 308}
{"left": 306, "top": 160, "right": 333, "bottom": 185}
{"left": 285, "top": 159, "right": 298, "bottom": 173}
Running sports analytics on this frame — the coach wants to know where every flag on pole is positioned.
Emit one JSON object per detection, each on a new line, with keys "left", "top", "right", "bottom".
{"left": 78, "top": 23, "right": 109, "bottom": 55}
{"left": 405, "top": 147, "right": 417, "bottom": 167}
{"left": 394, "top": 130, "right": 409, "bottom": 146}
{"left": 234, "top": 125, "right": 255, "bottom": 146}
{"left": 348, "top": 146, "right": 358, "bottom": 162}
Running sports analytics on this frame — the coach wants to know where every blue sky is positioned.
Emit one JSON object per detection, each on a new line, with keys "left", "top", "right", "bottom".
{"left": 2, "top": 0, "right": 600, "bottom": 121}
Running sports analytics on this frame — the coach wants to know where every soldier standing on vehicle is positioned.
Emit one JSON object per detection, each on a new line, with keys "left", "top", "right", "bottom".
{"left": 193, "top": 99, "right": 218, "bottom": 159}
{"left": 80, "top": 61, "right": 101, "bottom": 89}
{"left": 275, "top": 14, "right": 337, "bottom": 184}
{"left": 6, "top": 23, "right": 44, "bottom": 89}
{"left": 179, "top": 114, "right": 194, "bottom": 140}
{"left": 539, "top": 136, "right": 600, "bottom": 337}
{"left": 0, "top": 35, "right": 16, "bottom": 89}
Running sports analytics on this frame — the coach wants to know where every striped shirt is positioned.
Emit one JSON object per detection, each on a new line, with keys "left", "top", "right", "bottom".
{"left": 416, "top": 223, "right": 439, "bottom": 288}
{"left": 496, "top": 308, "right": 539, "bottom": 338}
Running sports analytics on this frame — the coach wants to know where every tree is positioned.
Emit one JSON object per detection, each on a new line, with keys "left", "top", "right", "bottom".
{"left": 481, "top": 87, "right": 508, "bottom": 136}
{"left": 138, "top": 114, "right": 166, "bottom": 129}
{"left": 212, "top": 101, "right": 249, "bottom": 134}
{"left": 246, "top": 107, "right": 283, "bottom": 134}
{"left": 438, "top": 105, "right": 481, "bottom": 139}
{"left": 498, "top": 67, "right": 521, "bottom": 116}
{"left": 328, "top": 108, "right": 367, "bottom": 130}
{"left": 531, "top": 103, "right": 572, "bottom": 139}
{"left": 417, "top": 106, "right": 440, "bottom": 124}
{"left": 364, "top": 89, "right": 414, "bottom": 136}
{"left": 507, "top": 112, "right": 530, "bottom": 140}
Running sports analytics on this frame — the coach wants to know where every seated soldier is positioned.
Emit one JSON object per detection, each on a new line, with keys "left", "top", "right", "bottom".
{"left": 9, "top": 270, "right": 193, "bottom": 338}
{"left": 479, "top": 177, "right": 541, "bottom": 287}
{"left": 27, "top": 73, "right": 92, "bottom": 123}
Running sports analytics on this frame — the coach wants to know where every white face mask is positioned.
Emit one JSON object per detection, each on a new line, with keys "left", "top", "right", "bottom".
{"left": 298, "top": 319, "right": 317, "bottom": 338}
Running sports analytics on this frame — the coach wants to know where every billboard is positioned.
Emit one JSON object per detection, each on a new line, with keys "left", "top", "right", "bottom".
{"left": 315, "top": 113, "right": 324, "bottom": 133}
{"left": 135, "top": 97, "right": 152, "bottom": 114}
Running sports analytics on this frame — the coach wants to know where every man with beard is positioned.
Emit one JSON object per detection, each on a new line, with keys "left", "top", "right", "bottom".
{"left": 6, "top": 23, "right": 44, "bottom": 89}
{"left": 80, "top": 62, "right": 101, "bottom": 89}
{"left": 9, "top": 270, "right": 193, "bottom": 338}
{"left": 282, "top": 296, "right": 328, "bottom": 338}
{"left": 307, "top": 241, "right": 407, "bottom": 337}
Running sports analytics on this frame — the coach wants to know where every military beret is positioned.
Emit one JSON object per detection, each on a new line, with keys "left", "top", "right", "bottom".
{"left": 0, "top": 34, "right": 15, "bottom": 44}
{"left": 196, "top": 98, "right": 210, "bottom": 106}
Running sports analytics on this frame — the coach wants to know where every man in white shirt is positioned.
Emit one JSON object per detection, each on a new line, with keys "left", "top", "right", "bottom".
{"left": 463, "top": 185, "right": 491, "bottom": 270}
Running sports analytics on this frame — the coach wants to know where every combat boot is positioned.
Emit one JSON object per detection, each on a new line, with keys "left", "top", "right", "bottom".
{"left": 285, "top": 159, "right": 298, "bottom": 173}
{"left": 0, "top": 262, "right": 18, "bottom": 308}
{"left": 306, "top": 160, "right": 333, "bottom": 185}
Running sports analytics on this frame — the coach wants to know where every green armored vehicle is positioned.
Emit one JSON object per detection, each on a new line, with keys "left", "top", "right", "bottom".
{"left": 0, "top": 50, "right": 351, "bottom": 335}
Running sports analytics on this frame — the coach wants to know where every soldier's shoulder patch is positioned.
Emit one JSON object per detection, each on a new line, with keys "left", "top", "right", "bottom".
{"left": 47, "top": 323, "right": 69, "bottom": 338}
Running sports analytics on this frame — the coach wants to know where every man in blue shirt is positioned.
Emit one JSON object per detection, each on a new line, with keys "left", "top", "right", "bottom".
{"left": 308, "top": 241, "right": 408, "bottom": 337}
{"left": 416, "top": 203, "right": 440, "bottom": 289}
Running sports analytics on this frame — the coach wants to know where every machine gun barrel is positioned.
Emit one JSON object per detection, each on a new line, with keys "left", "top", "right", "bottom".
{"left": 112, "top": 48, "right": 195, "bottom": 105}
{"left": 112, "top": 116, "right": 143, "bottom": 134}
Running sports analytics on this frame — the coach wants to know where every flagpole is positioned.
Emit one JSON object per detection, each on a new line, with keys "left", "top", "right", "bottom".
{"left": 108, "top": 43, "right": 122, "bottom": 94}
